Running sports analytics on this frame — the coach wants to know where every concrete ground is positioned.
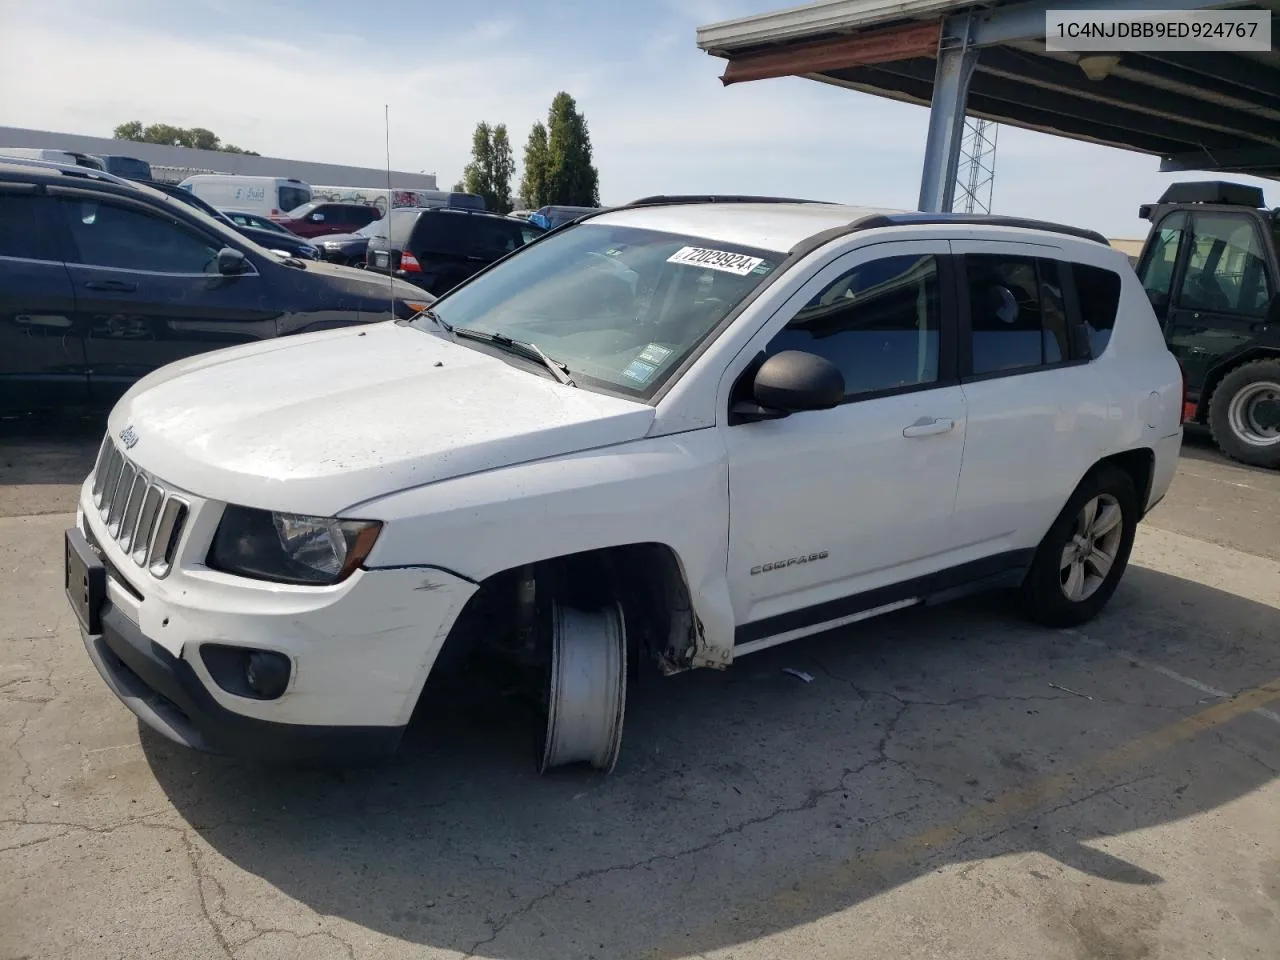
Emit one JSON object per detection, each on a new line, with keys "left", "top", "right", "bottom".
{"left": 1, "top": 417, "right": 1277, "bottom": 960}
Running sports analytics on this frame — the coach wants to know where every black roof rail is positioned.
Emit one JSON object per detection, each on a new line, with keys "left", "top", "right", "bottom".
{"left": 849, "top": 212, "right": 1111, "bottom": 247}
{"left": 625, "top": 194, "right": 827, "bottom": 207}
{"left": 0, "top": 155, "right": 136, "bottom": 189}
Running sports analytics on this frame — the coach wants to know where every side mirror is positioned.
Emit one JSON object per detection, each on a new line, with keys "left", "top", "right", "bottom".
{"left": 216, "top": 247, "right": 248, "bottom": 275}
{"left": 731, "top": 350, "right": 844, "bottom": 423}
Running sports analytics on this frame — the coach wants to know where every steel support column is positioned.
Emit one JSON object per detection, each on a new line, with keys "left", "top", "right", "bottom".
{"left": 918, "top": 30, "right": 979, "bottom": 212}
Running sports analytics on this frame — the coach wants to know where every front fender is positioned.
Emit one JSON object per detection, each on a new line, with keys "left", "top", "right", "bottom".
{"left": 353, "top": 431, "right": 737, "bottom": 663}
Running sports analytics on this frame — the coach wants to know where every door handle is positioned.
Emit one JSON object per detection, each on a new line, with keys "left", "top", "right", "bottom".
{"left": 903, "top": 417, "right": 955, "bottom": 438}
{"left": 85, "top": 280, "right": 138, "bottom": 293}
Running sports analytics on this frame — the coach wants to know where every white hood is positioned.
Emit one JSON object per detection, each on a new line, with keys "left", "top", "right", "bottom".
{"left": 109, "top": 322, "right": 655, "bottom": 516}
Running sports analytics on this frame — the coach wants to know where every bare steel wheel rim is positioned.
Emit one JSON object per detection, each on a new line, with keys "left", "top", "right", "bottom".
{"left": 1226, "top": 380, "right": 1280, "bottom": 447}
{"left": 1059, "top": 493, "right": 1124, "bottom": 603}
{"left": 539, "top": 599, "right": 627, "bottom": 774}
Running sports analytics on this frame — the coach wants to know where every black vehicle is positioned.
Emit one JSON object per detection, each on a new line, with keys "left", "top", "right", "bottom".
{"left": 1135, "top": 181, "right": 1280, "bottom": 467}
{"left": 364, "top": 207, "right": 537, "bottom": 294}
{"left": 148, "top": 183, "right": 321, "bottom": 261}
{"left": 314, "top": 218, "right": 385, "bottom": 267}
{"left": 221, "top": 209, "right": 300, "bottom": 235}
{"left": 95, "top": 155, "right": 153, "bottom": 182}
{"left": 0, "top": 159, "right": 433, "bottom": 412}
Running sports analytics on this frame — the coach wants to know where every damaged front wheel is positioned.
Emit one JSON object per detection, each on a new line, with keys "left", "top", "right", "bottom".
{"left": 539, "top": 598, "right": 628, "bottom": 774}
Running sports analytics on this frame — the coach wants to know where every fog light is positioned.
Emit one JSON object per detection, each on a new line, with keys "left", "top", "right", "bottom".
{"left": 245, "top": 651, "right": 290, "bottom": 699}
{"left": 200, "top": 644, "right": 291, "bottom": 700}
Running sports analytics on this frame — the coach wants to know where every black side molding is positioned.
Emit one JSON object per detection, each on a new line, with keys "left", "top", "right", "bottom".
{"left": 734, "top": 549, "right": 1035, "bottom": 647}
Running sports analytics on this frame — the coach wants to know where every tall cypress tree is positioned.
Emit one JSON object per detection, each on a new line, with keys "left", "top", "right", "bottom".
{"left": 520, "top": 121, "right": 551, "bottom": 208}
{"left": 544, "top": 92, "right": 600, "bottom": 207}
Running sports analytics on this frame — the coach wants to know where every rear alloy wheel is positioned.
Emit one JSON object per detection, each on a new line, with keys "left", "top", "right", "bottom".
{"left": 1208, "top": 358, "right": 1280, "bottom": 468}
{"left": 1020, "top": 465, "right": 1138, "bottom": 627}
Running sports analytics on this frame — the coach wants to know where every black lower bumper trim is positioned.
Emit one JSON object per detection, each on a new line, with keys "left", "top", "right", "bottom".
{"left": 81, "top": 603, "right": 404, "bottom": 764}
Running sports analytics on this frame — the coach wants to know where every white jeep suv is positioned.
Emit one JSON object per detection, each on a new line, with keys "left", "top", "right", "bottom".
{"left": 65, "top": 197, "right": 1184, "bottom": 773}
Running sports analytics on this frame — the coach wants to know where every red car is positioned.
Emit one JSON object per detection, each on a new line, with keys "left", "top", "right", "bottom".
{"left": 273, "top": 201, "right": 383, "bottom": 238}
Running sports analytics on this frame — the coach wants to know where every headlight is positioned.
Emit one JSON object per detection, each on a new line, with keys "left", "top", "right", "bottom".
{"left": 208, "top": 505, "right": 382, "bottom": 585}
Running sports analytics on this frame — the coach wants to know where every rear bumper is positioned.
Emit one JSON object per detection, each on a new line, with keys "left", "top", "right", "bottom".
{"left": 1145, "top": 431, "right": 1183, "bottom": 517}
{"left": 81, "top": 599, "right": 404, "bottom": 763}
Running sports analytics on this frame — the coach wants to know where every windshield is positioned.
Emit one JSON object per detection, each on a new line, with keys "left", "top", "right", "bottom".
{"left": 285, "top": 201, "right": 319, "bottom": 218}
{"left": 413, "top": 223, "right": 782, "bottom": 399}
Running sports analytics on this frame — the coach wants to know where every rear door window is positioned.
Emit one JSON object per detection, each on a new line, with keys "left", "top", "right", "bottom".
{"left": 964, "top": 254, "right": 1074, "bottom": 375}
{"left": 413, "top": 213, "right": 471, "bottom": 254}
{"left": 470, "top": 218, "right": 524, "bottom": 259}
{"left": 0, "top": 192, "right": 59, "bottom": 261}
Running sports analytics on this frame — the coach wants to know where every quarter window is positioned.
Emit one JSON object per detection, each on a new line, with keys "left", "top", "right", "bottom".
{"left": 58, "top": 199, "right": 222, "bottom": 273}
{"left": 965, "top": 254, "right": 1070, "bottom": 375}
{"left": 1072, "top": 262, "right": 1122, "bottom": 357}
{"left": 1177, "top": 213, "right": 1273, "bottom": 317}
{"left": 767, "top": 254, "right": 941, "bottom": 398}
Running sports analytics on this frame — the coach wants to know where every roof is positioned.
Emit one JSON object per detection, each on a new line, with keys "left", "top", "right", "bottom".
{"left": 696, "top": 0, "right": 1280, "bottom": 180}
{"left": 590, "top": 201, "right": 904, "bottom": 251}
{"left": 588, "top": 200, "right": 1112, "bottom": 252}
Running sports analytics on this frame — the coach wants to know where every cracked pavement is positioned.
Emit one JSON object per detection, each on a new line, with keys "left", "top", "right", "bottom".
{"left": 2, "top": 422, "right": 1279, "bottom": 960}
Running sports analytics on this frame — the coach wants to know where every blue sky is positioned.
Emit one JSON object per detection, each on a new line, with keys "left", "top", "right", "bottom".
{"left": 1, "top": 0, "right": 1274, "bottom": 237}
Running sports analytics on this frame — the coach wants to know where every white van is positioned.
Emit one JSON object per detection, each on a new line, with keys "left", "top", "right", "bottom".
{"left": 178, "top": 175, "right": 312, "bottom": 218}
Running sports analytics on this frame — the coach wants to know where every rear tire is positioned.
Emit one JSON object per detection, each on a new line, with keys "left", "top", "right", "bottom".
{"left": 1019, "top": 464, "right": 1138, "bottom": 628}
{"left": 1208, "top": 358, "right": 1280, "bottom": 468}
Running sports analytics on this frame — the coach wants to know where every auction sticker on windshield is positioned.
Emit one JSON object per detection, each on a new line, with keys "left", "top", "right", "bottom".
{"left": 667, "top": 246, "right": 765, "bottom": 276}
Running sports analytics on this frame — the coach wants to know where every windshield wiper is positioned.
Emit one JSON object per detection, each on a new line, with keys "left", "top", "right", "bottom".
{"left": 451, "top": 326, "right": 576, "bottom": 387}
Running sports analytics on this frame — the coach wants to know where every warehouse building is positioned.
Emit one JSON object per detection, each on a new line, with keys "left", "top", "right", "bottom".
{"left": 0, "top": 125, "right": 437, "bottom": 190}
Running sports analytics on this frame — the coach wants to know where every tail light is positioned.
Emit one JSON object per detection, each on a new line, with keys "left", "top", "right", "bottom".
{"left": 399, "top": 251, "right": 422, "bottom": 273}
{"left": 1179, "top": 362, "right": 1193, "bottom": 424}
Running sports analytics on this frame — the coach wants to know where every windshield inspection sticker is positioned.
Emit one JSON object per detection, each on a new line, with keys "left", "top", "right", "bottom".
{"left": 621, "top": 358, "right": 658, "bottom": 385}
{"left": 637, "top": 342, "right": 672, "bottom": 365}
{"left": 667, "top": 246, "right": 765, "bottom": 276}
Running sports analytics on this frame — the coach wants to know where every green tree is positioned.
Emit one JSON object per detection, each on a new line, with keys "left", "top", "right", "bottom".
{"left": 112, "top": 120, "right": 258, "bottom": 155}
{"left": 112, "top": 120, "right": 143, "bottom": 141}
{"left": 544, "top": 92, "right": 599, "bottom": 207}
{"left": 489, "top": 124, "right": 515, "bottom": 214}
{"left": 462, "top": 121, "right": 515, "bottom": 214}
{"left": 519, "top": 121, "right": 550, "bottom": 209}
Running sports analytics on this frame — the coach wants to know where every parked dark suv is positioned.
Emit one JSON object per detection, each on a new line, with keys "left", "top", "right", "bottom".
{"left": 0, "top": 159, "right": 433, "bottom": 412}
{"left": 364, "top": 207, "right": 537, "bottom": 295}
{"left": 273, "top": 201, "right": 383, "bottom": 238}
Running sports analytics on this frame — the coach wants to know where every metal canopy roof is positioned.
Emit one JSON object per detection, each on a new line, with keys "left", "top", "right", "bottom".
{"left": 697, "top": 0, "right": 1280, "bottom": 180}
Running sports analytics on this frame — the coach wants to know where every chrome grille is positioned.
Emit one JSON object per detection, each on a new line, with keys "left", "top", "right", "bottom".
{"left": 90, "top": 434, "right": 190, "bottom": 579}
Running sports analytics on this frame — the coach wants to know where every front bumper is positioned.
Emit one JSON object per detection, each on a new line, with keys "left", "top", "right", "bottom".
{"left": 69, "top": 484, "right": 479, "bottom": 762}
{"left": 80, "top": 589, "right": 403, "bottom": 762}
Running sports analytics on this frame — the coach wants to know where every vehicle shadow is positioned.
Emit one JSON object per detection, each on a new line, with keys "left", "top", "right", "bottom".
{"left": 0, "top": 411, "right": 105, "bottom": 485}
{"left": 140, "top": 565, "right": 1280, "bottom": 959}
